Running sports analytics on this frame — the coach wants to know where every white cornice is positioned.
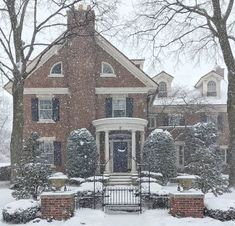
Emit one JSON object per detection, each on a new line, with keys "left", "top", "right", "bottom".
{"left": 95, "top": 34, "right": 157, "bottom": 88}
{"left": 24, "top": 88, "right": 70, "bottom": 95}
{"left": 95, "top": 87, "right": 156, "bottom": 94}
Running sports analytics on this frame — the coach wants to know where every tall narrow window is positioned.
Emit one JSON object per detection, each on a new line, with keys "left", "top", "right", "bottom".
{"left": 178, "top": 146, "right": 184, "bottom": 167}
{"left": 50, "top": 62, "right": 63, "bottom": 76}
{"left": 39, "top": 99, "right": 53, "bottom": 120}
{"left": 207, "top": 81, "right": 217, "bottom": 96}
{"left": 39, "top": 141, "right": 54, "bottom": 165}
{"left": 158, "top": 82, "right": 167, "bottom": 97}
{"left": 101, "top": 62, "right": 115, "bottom": 77}
{"left": 112, "top": 98, "right": 126, "bottom": 117}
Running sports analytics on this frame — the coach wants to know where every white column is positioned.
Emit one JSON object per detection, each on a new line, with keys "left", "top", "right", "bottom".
{"left": 140, "top": 131, "right": 145, "bottom": 160}
{"left": 95, "top": 132, "right": 100, "bottom": 173}
{"left": 131, "top": 130, "right": 137, "bottom": 173}
{"left": 104, "top": 130, "right": 110, "bottom": 173}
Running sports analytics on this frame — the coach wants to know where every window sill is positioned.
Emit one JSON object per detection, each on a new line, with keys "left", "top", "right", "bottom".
{"left": 37, "top": 120, "right": 55, "bottom": 124}
{"left": 100, "top": 73, "right": 116, "bottom": 78}
{"left": 48, "top": 74, "right": 64, "bottom": 78}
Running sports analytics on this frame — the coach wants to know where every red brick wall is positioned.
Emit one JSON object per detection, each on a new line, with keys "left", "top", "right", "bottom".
{"left": 170, "top": 194, "right": 204, "bottom": 218}
{"left": 41, "top": 194, "right": 75, "bottom": 220}
{"left": 23, "top": 29, "right": 149, "bottom": 171}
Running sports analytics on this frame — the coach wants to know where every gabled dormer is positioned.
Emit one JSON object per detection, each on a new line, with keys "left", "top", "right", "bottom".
{"left": 195, "top": 67, "right": 224, "bottom": 98}
{"left": 153, "top": 71, "right": 174, "bottom": 97}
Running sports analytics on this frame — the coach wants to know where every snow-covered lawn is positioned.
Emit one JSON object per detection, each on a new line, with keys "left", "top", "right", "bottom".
{"left": 205, "top": 190, "right": 235, "bottom": 211}
{"left": 1, "top": 181, "right": 235, "bottom": 226}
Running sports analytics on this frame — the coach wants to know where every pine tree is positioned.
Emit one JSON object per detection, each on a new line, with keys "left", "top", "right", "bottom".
{"left": 143, "top": 129, "right": 177, "bottom": 184}
{"left": 66, "top": 128, "right": 98, "bottom": 178}
{"left": 12, "top": 133, "right": 52, "bottom": 200}
{"left": 185, "top": 123, "right": 226, "bottom": 195}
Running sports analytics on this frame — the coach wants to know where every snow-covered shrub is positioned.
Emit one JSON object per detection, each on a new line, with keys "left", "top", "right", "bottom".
{"left": 205, "top": 208, "right": 235, "bottom": 221}
{"left": 67, "top": 128, "right": 98, "bottom": 178}
{"left": 12, "top": 133, "right": 52, "bottom": 199}
{"left": 185, "top": 123, "right": 226, "bottom": 195}
{"left": 2, "top": 199, "right": 40, "bottom": 224}
{"left": 12, "top": 163, "right": 52, "bottom": 200}
{"left": 143, "top": 129, "right": 177, "bottom": 184}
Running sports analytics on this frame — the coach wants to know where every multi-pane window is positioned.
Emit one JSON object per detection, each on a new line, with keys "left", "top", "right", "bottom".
{"left": 39, "top": 141, "right": 54, "bottom": 165}
{"left": 168, "top": 114, "right": 185, "bottom": 126}
{"left": 219, "top": 148, "right": 228, "bottom": 164}
{"left": 39, "top": 100, "right": 53, "bottom": 120}
{"left": 207, "top": 80, "right": 217, "bottom": 96}
{"left": 102, "top": 62, "right": 114, "bottom": 74}
{"left": 177, "top": 146, "right": 184, "bottom": 167}
{"left": 50, "top": 62, "right": 62, "bottom": 75}
{"left": 112, "top": 98, "right": 126, "bottom": 117}
{"left": 158, "top": 81, "right": 167, "bottom": 97}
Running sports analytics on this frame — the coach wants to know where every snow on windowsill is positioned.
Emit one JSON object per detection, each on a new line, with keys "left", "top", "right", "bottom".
{"left": 37, "top": 119, "right": 55, "bottom": 124}
{"left": 48, "top": 74, "right": 64, "bottom": 78}
{"left": 100, "top": 73, "right": 116, "bottom": 78}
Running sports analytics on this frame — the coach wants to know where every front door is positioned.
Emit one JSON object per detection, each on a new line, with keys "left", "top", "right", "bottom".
{"left": 113, "top": 141, "right": 128, "bottom": 172}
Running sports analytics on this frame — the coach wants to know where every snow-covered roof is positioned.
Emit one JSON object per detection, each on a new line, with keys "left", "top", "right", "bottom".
{"left": 153, "top": 70, "right": 228, "bottom": 106}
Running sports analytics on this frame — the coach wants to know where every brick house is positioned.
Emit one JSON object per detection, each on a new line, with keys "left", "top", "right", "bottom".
{"left": 148, "top": 67, "right": 229, "bottom": 170}
{"left": 5, "top": 6, "right": 158, "bottom": 175}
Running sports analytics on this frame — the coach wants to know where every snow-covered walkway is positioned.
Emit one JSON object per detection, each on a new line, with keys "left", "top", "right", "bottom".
{"left": 1, "top": 181, "right": 235, "bottom": 226}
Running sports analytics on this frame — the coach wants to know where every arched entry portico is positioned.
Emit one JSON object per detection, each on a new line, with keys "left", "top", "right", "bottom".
{"left": 92, "top": 117, "right": 147, "bottom": 174}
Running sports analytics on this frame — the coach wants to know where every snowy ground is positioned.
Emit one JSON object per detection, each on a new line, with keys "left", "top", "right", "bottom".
{"left": 1, "top": 181, "right": 235, "bottom": 226}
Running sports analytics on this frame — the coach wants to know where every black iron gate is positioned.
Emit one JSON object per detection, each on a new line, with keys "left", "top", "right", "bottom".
{"left": 103, "top": 186, "right": 141, "bottom": 212}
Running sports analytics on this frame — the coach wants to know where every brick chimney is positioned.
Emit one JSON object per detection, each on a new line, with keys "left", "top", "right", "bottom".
{"left": 67, "top": 4, "right": 95, "bottom": 35}
{"left": 215, "top": 66, "right": 224, "bottom": 78}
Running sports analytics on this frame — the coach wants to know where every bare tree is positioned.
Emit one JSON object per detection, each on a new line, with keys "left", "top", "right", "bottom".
{"left": 129, "top": 0, "right": 235, "bottom": 186}
{"left": 0, "top": 0, "right": 117, "bottom": 180}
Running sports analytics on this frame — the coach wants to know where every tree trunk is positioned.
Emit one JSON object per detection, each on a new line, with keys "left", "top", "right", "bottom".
{"left": 10, "top": 78, "right": 24, "bottom": 182}
{"left": 215, "top": 22, "right": 235, "bottom": 186}
{"left": 227, "top": 69, "right": 235, "bottom": 186}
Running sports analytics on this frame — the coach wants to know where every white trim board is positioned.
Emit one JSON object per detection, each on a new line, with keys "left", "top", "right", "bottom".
{"left": 24, "top": 88, "right": 70, "bottom": 95}
{"left": 95, "top": 87, "right": 155, "bottom": 94}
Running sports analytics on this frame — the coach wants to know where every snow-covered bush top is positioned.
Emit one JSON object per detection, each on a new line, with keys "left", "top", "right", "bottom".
{"left": 67, "top": 128, "right": 98, "bottom": 178}
{"left": 143, "top": 129, "right": 177, "bottom": 184}
{"left": 3, "top": 199, "right": 39, "bottom": 215}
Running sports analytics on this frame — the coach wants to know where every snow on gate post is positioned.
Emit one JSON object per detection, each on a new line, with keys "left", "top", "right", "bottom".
{"left": 169, "top": 176, "right": 204, "bottom": 218}
{"left": 40, "top": 172, "right": 75, "bottom": 221}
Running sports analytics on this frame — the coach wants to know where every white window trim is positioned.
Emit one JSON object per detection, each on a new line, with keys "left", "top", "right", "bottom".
{"left": 100, "top": 62, "right": 116, "bottom": 77}
{"left": 112, "top": 97, "right": 126, "bottom": 117}
{"left": 38, "top": 138, "right": 55, "bottom": 165}
{"left": 38, "top": 98, "right": 53, "bottom": 123}
{"left": 48, "top": 61, "right": 64, "bottom": 77}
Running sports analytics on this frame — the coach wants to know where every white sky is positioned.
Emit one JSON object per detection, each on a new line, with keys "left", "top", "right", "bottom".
{"left": 112, "top": 0, "right": 226, "bottom": 88}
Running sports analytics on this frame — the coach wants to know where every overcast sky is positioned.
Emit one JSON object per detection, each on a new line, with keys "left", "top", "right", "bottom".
{"left": 114, "top": 0, "right": 226, "bottom": 88}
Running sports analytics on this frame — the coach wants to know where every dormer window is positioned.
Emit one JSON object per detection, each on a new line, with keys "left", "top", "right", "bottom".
{"left": 101, "top": 62, "right": 116, "bottom": 77}
{"left": 49, "top": 62, "right": 63, "bottom": 77}
{"left": 207, "top": 80, "right": 217, "bottom": 97}
{"left": 158, "top": 81, "right": 167, "bottom": 97}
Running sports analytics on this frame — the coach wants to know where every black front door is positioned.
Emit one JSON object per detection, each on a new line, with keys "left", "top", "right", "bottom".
{"left": 113, "top": 141, "right": 128, "bottom": 172}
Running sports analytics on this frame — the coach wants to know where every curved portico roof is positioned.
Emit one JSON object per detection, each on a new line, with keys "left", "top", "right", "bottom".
{"left": 92, "top": 117, "right": 148, "bottom": 132}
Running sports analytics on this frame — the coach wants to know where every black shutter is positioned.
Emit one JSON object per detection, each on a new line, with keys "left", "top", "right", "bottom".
{"left": 163, "top": 113, "right": 169, "bottom": 126}
{"left": 31, "top": 98, "right": 39, "bottom": 121}
{"left": 217, "top": 114, "right": 223, "bottom": 131}
{"left": 200, "top": 113, "right": 207, "bottom": 123}
{"left": 52, "top": 98, "right": 60, "bottom": 122}
{"left": 126, "top": 97, "right": 133, "bottom": 117}
{"left": 180, "top": 117, "right": 185, "bottom": 126}
{"left": 54, "top": 141, "right": 62, "bottom": 166}
{"left": 105, "top": 97, "right": 112, "bottom": 117}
